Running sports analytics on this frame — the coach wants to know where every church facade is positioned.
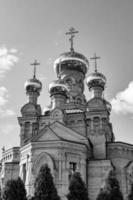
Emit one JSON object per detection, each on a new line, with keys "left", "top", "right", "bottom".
{"left": 1, "top": 28, "right": 133, "bottom": 200}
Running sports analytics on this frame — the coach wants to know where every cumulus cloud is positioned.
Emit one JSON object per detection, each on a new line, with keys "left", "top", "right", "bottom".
{"left": 111, "top": 81, "right": 133, "bottom": 114}
{"left": 0, "top": 87, "right": 15, "bottom": 117}
{"left": 0, "top": 46, "right": 18, "bottom": 78}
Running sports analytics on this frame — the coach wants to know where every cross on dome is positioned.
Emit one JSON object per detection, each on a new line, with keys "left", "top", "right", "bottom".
{"left": 66, "top": 27, "right": 79, "bottom": 52}
{"left": 90, "top": 53, "right": 100, "bottom": 73}
{"left": 30, "top": 59, "right": 40, "bottom": 78}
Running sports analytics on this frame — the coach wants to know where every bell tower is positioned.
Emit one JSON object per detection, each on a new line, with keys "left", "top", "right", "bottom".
{"left": 18, "top": 60, "right": 42, "bottom": 146}
{"left": 86, "top": 54, "right": 114, "bottom": 159}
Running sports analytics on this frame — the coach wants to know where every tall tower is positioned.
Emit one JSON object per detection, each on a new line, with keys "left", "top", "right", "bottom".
{"left": 18, "top": 60, "right": 42, "bottom": 146}
{"left": 86, "top": 54, "right": 114, "bottom": 159}
{"left": 53, "top": 27, "right": 89, "bottom": 108}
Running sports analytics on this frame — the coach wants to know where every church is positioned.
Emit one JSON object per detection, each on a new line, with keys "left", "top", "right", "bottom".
{"left": 1, "top": 28, "right": 133, "bottom": 200}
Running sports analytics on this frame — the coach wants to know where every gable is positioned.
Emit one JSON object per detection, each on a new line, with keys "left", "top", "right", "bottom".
{"left": 32, "top": 126, "right": 61, "bottom": 142}
{"left": 50, "top": 121, "right": 88, "bottom": 145}
{"left": 32, "top": 121, "right": 88, "bottom": 146}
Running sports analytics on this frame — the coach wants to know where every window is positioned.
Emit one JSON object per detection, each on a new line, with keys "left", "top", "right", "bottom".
{"left": 32, "top": 123, "right": 38, "bottom": 136}
{"left": 23, "top": 163, "right": 26, "bottom": 184}
{"left": 93, "top": 117, "right": 100, "bottom": 128}
{"left": 24, "top": 122, "right": 30, "bottom": 138}
{"left": 69, "top": 162, "right": 76, "bottom": 172}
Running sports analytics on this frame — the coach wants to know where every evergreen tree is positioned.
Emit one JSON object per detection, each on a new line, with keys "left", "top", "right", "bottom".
{"left": 128, "top": 182, "right": 133, "bottom": 200}
{"left": 34, "top": 164, "right": 60, "bottom": 200}
{"left": 96, "top": 170, "right": 123, "bottom": 200}
{"left": 67, "top": 171, "right": 89, "bottom": 200}
{"left": 2, "top": 177, "right": 27, "bottom": 200}
{"left": 96, "top": 188, "right": 109, "bottom": 200}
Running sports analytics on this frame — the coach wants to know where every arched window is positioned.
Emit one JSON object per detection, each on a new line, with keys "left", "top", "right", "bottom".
{"left": 93, "top": 117, "right": 100, "bottom": 128}
{"left": 102, "top": 118, "right": 107, "bottom": 126}
{"left": 32, "top": 123, "right": 38, "bottom": 136}
{"left": 24, "top": 122, "right": 30, "bottom": 138}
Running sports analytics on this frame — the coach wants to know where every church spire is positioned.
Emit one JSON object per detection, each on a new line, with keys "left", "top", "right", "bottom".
{"left": 90, "top": 53, "right": 100, "bottom": 73}
{"left": 87, "top": 54, "right": 106, "bottom": 98}
{"left": 66, "top": 27, "right": 79, "bottom": 52}
{"left": 30, "top": 59, "right": 40, "bottom": 79}
{"left": 24, "top": 60, "right": 42, "bottom": 104}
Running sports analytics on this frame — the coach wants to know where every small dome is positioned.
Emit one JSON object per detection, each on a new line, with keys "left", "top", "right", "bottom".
{"left": 87, "top": 72, "right": 106, "bottom": 89}
{"left": 54, "top": 51, "right": 89, "bottom": 75}
{"left": 24, "top": 77, "right": 42, "bottom": 93}
{"left": 49, "top": 80, "right": 68, "bottom": 96}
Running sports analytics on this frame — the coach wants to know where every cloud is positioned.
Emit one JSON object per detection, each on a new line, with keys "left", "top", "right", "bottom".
{"left": 0, "top": 46, "right": 18, "bottom": 78}
{"left": 0, "top": 87, "right": 15, "bottom": 117}
{"left": 111, "top": 81, "right": 133, "bottom": 114}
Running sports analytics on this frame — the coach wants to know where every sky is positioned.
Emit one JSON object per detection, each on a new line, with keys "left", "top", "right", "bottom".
{"left": 0, "top": 0, "right": 133, "bottom": 155}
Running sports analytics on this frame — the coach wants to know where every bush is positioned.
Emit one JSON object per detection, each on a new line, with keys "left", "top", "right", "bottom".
{"left": 67, "top": 172, "right": 89, "bottom": 200}
{"left": 34, "top": 164, "right": 60, "bottom": 200}
{"left": 2, "top": 177, "right": 27, "bottom": 200}
{"left": 97, "top": 170, "right": 123, "bottom": 200}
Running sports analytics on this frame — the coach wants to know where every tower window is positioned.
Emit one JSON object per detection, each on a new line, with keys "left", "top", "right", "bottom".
{"left": 102, "top": 118, "right": 107, "bottom": 126}
{"left": 22, "top": 163, "right": 26, "bottom": 184}
{"left": 32, "top": 123, "right": 38, "bottom": 136}
{"left": 24, "top": 122, "right": 30, "bottom": 138}
{"left": 94, "top": 117, "right": 100, "bottom": 127}
{"left": 69, "top": 162, "right": 76, "bottom": 172}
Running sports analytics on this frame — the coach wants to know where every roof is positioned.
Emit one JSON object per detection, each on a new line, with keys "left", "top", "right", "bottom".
{"left": 32, "top": 121, "right": 89, "bottom": 146}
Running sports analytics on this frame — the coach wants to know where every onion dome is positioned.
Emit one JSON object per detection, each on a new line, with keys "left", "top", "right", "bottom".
{"left": 24, "top": 60, "right": 42, "bottom": 94}
{"left": 49, "top": 79, "right": 68, "bottom": 97}
{"left": 54, "top": 51, "right": 89, "bottom": 76}
{"left": 86, "top": 72, "right": 106, "bottom": 90}
{"left": 24, "top": 77, "right": 42, "bottom": 94}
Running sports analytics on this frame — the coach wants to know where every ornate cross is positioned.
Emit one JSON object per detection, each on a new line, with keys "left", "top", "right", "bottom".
{"left": 30, "top": 59, "right": 40, "bottom": 78}
{"left": 66, "top": 27, "right": 79, "bottom": 52}
{"left": 90, "top": 53, "right": 100, "bottom": 72}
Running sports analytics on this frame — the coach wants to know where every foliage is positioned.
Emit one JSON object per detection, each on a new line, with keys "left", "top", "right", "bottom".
{"left": 97, "top": 170, "right": 123, "bottom": 200}
{"left": 128, "top": 183, "right": 133, "bottom": 200}
{"left": 67, "top": 171, "right": 89, "bottom": 200}
{"left": 2, "top": 177, "right": 27, "bottom": 200}
{"left": 34, "top": 164, "right": 60, "bottom": 200}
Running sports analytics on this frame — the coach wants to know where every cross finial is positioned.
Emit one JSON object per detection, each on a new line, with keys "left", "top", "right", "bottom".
{"left": 66, "top": 27, "right": 79, "bottom": 52}
{"left": 30, "top": 59, "right": 40, "bottom": 78}
{"left": 90, "top": 53, "right": 101, "bottom": 72}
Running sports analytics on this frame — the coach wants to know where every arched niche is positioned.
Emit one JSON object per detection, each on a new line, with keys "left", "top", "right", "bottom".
{"left": 32, "top": 152, "right": 56, "bottom": 177}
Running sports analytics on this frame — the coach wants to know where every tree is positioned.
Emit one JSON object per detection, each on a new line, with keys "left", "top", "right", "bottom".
{"left": 128, "top": 182, "right": 133, "bottom": 200}
{"left": 67, "top": 171, "right": 89, "bottom": 200}
{"left": 96, "top": 170, "right": 123, "bottom": 200}
{"left": 2, "top": 177, "right": 27, "bottom": 200}
{"left": 34, "top": 164, "right": 60, "bottom": 200}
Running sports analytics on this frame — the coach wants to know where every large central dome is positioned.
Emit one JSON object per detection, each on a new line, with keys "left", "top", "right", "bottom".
{"left": 54, "top": 51, "right": 89, "bottom": 76}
